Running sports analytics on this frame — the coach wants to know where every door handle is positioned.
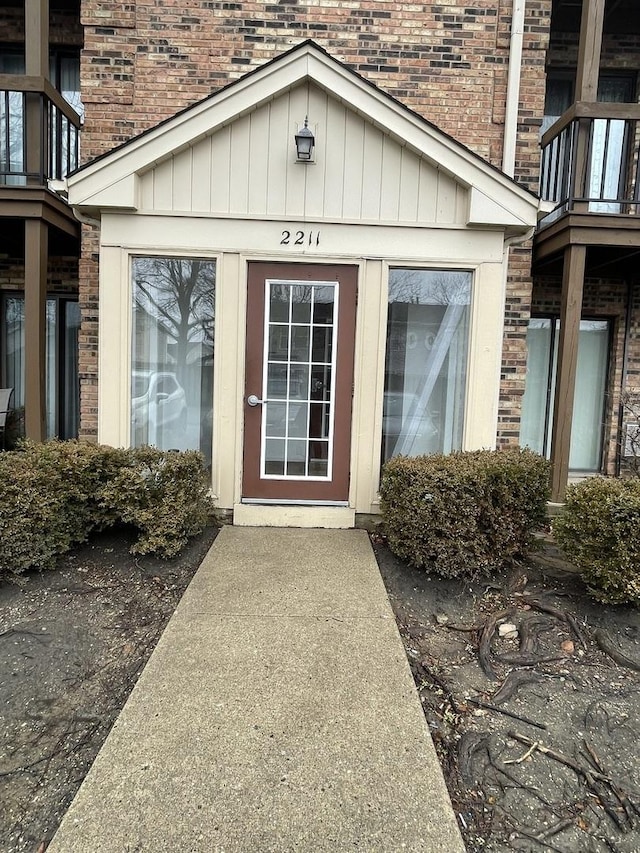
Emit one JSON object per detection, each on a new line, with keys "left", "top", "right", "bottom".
{"left": 247, "top": 394, "right": 263, "bottom": 407}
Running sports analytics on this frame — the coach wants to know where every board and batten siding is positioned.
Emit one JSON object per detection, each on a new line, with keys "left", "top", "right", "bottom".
{"left": 138, "top": 82, "right": 467, "bottom": 225}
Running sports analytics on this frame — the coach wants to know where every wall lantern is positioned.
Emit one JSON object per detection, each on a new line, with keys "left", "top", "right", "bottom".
{"left": 295, "top": 116, "right": 315, "bottom": 162}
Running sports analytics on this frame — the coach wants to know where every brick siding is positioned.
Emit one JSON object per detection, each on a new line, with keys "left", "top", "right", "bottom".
{"left": 0, "top": 256, "right": 79, "bottom": 293}
{"left": 0, "top": 6, "right": 83, "bottom": 47}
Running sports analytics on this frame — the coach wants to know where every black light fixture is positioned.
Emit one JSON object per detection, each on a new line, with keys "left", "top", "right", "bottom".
{"left": 295, "top": 116, "right": 315, "bottom": 162}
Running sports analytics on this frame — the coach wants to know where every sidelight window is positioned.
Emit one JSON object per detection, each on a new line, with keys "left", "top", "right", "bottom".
{"left": 382, "top": 268, "right": 471, "bottom": 462}
{"left": 131, "top": 257, "right": 215, "bottom": 466}
{"left": 521, "top": 317, "right": 610, "bottom": 472}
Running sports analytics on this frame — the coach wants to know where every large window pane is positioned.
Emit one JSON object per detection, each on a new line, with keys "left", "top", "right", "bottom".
{"left": 1, "top": 294, "right": 79, "bottom": 438}
{"left": 131, "top": 257, "right": 215, "bottom": 466}
{"left": 45, "top": 300, "right": 57, "bottom": 438}
{"left": 570, "top": 321, "right": 609, "bottom": 470}
{"left": 521, "top": 318, "right": 609, "bottom": 472}
{"left": 0, "top": 54, "right": 25, "bottom": 185}
{"left": 62, "top": 301, "right": 81, "bottom": 439}
{"left": 383, "top": 269, "right": 471, "bottom": 461}
{"left": 520, "top": 319, "right": 553, "bottom": 455}
{"left": 1, "top": 297, "right": 25, "bottom": 409}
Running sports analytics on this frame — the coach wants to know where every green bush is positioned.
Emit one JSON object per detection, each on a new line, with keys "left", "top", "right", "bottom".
{"left": 4, "top": 406, "right": 25, "bottom": 450}
{"left": 554, "top": 477, "right": 640, "bottom": 605}
{"left": 100, "top": 446, "right": 213, "bottom": 558}
{"left": 379, "top": 448, "right": 550, "bottom": 578}
{"left": 0, "top": 441, "right": 215, "bottom": 575}
{"left": 0, "top": 449, "right": 74, "bottom": 573}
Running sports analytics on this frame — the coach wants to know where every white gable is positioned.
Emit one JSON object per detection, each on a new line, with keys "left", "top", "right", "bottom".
{"left": 138, "top": 83, "right": 467, "bottom": 226}
{"left": 68, "top": 41, "right": 537, "bottom": 232}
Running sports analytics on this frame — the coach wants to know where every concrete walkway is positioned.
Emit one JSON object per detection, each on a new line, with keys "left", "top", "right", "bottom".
{"left": 48, "top": 527, "right": 465, "bottom": 852}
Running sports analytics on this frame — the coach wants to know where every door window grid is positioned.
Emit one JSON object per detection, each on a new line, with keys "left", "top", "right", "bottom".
{"left": 261, "top": 279, "right": 338, "bottom": 480}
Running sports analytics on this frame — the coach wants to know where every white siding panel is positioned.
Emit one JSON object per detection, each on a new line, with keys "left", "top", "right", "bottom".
{"left": 152, "top": 159, "right": 173, "bottom": 210}
{"left": 139, "top": 82, "right": 465, "bottom": 226}
{"left": 436, "top": 169, "right": 459, "bottom": 224}
{"left": 417, "top": 158, "right": 438, "bottom": 222}
{"left": 248, "top": 106, "right": 269, "bottom": 215}
{"left": 342, "top": 110, "right": 365, "bottom": 220}
{"left": 266, "top": 95, "right": 289, "bottom": 217}
{"left": 284, "top": 85, "right": 307, "bottom": 219}
{"left": 303, "top": 85, "right": 329, "bottom": 220}
{"left": 398, "top": 147, "right": 420, "bottom": 222}
{"left": 322, "top": 95, "right": 346, "bottom": 219}
{"left": 379, "top": 135, "right": 401, "bottom": 221}
{"left": 455, "top": 183, "right": 467, "bottom": 225}
{"left": 361, "top": 122, "right": 383, "bottom": 221}
{"left": 140, "top": 170, "right": 154, "bottom": 210}
{"left": 191, "top": 136, "right": 212, "bottom": 212}
{"left": 210, "top": 125, "right": 231, "bottom": 214}
{"left": 229, "top": 115, "right": 251, "bottom": 215}
{"left": 172, "top": 148, "right": 192, "bottom": 211}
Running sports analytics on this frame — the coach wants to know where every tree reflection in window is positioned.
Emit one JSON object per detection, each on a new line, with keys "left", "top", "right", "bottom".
{"left": 131, "top": 257, "right": 215, "bottom": 466}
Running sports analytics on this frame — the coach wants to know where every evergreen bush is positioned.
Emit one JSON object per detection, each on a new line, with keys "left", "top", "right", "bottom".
{"left": 379, "top": 448, "right": 550, "bottom": 578}
{"left": 0, "top": 442, "right": 215, "bottom": 575}
{"left": 554, "top": 477, "right": 640, "bottom": 605}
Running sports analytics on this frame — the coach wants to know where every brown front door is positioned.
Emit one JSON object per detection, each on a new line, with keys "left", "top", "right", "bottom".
{"left": 242, "top": 262, "right": 357, "bottom": 503}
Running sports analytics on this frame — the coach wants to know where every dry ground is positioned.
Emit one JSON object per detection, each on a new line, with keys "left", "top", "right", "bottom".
{"left": 375, "top": 534, "right": 640, "bottom": 853}
{"left": 0, "top": 525, "right": 218, "bottom": 853}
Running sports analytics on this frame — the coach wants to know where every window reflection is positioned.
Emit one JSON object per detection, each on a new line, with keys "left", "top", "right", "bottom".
{"left": 383, "top": 268, "right": 471, "bottom": 462}
{"left": 0, "top": 294, "right": 80, "bottom": 439}
{"left": 131, "top": 257, "right": 215, "bottom": 466}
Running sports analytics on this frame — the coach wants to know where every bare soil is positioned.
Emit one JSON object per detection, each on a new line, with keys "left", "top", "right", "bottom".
{"left": 375, "top": 533, "right": 640, "bottom": 853}
{"left": 0, "top": 525, "right": 218, "bottom": 853}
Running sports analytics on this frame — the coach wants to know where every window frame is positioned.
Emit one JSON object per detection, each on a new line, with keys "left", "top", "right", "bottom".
{"left": 522, "top": 312, "right": 613, "bottom": 473}
{"left": 381, "top": 265, "right": 474, "bottom": 465}
{"left": 0, "top": 290, "right": 80, "bottom": 439}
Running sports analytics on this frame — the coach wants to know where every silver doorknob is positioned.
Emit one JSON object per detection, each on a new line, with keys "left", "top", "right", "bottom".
{"left": 247, "top": 394, "right": 263, "bottom": 407}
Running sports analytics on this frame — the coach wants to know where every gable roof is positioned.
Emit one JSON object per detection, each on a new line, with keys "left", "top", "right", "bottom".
{"left": 67, "top": 40, "right": 538, "bottom": 231}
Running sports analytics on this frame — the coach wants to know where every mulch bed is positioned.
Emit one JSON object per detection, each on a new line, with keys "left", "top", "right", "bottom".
{"left": 2, "top": 524, "right": 639, "bottom": 853}
{"left": 375, "top": 534, "right": 640, "bottom": 853}
{"left": 0, "top": 524, "right": 218, "bottom": 853}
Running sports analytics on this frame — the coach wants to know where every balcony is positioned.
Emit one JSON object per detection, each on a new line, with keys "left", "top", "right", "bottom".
{"left": 0, "top": 74, "right": 81, "bottom": 186}
{"left": 535, "top": 102, "right": 640, "bottom": 263}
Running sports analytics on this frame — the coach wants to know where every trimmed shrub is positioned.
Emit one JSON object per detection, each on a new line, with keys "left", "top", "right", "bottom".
{"left": 0, "top": 449, "right": 75, "bottom": 573}
{"left": 100, "top": 447, "right": 213, "bottom": 558}
{"left": 379, "top": 448, "right": 550, "bottom": 578}
{"left": 4, "top": 406, "right": 25, "bottom": 450}
{"left": 554, "top": 477, "right": 640, "bottom": 605}
{"left": 0, "top": 442, "right": 215, "bottom": 575}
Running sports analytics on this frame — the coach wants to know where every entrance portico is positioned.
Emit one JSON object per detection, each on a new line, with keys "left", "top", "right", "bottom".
{"left": 67, "top": 41, "right": 538, "bottom": 526}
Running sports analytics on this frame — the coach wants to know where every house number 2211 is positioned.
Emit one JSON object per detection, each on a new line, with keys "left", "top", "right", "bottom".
{"left": 280, "top": 229, "right": 320, "bottom": 247}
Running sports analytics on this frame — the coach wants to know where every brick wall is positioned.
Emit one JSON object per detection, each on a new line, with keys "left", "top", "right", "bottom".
{"left": 80, "top": 0, "right": 550, "bottom": 175}
{"left": 549, "top": 31, "right": 640, "bottom": 80}
{"left": 76, "top": 0, "right": 551, "bottom": 440}
{"left": 0, "top": 256, "right": 79, "bottom": 293}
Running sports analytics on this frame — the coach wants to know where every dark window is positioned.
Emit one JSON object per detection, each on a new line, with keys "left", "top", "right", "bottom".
{"left": 0, "top": 293, "right": 80, "bottom": 439}
{"left": 521, "top": 316, "right": 611, "bottom": 472}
